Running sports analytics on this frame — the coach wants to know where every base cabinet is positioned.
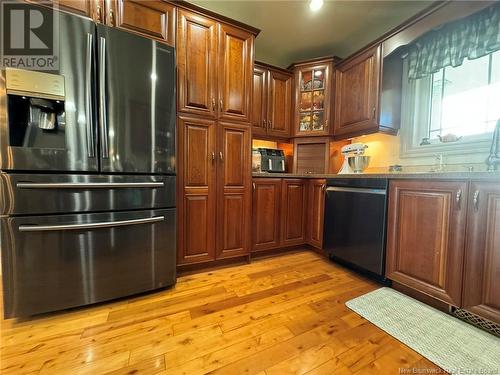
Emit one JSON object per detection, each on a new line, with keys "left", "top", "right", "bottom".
{"left": 462, "top": 181, "right": 500, "bottom": 325}
{"left": 306, "top": 179, "right": 326, "bottom": 249}
{"left": 177, "top": 117, "right": 251, "bottom": 265}
{"left": 281, "top": 179, "right": 307, "bottom": 247}
{"left": 386, "top": 180, "right": 468, "bottom": 306}
{"left": 252, "top": 178, "right": 324, "bottom": 252}
{"left": 252, "top": 179, "right": 282, "bottom": 251}
{"left": 387, "top": 179, "right": 500, "bottom": 325}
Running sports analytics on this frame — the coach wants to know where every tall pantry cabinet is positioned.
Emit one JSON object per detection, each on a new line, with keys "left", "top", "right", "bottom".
{"left": 176, "top": 9, "right": 257, "bottom": 266}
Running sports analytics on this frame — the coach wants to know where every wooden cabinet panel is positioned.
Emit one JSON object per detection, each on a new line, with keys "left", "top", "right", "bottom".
{"left": 216, "top": 123, "right": 251, "bottom": 259}
{"left": 307, "top": 179, "right": 326, "bottom": 249}
{"left": 386, "top": 180, "right": 468, "bottom": 306}
{"left": 463, "top": 182, "right": 500, "bottom": 324}
{"left": 177, "top": 10, "right": 218, "bottom": 117}
{"left": 59, "top": 0, "right": 92, "bottom": 16}
{"left": 281, "top": 179, "right": 307, "bottom": 247}
{"left": 252, "top": 179, "right": 282, "bottom": 252}
{"left": 292, "top": 58, "right": 334, "bottom": 137}
{"left": 177, "top": 116, "right": 217, "bottom": 265}
{"left": 112, "top": 0, "right": 175, "bottom": 45}
{"left": 334, "top": 45, "right": 381, "bottom": 138}
{"left": 267, "top": 70, "right": 292, "bottom": 138}
{"left": 293, "top": 137, "right": 330, "bottom": 174}
{"left": 218, "top": 23, "right": 253, "bottom": 123}
{"left": 251, "top": 66, "right": 267, "bottom": 136}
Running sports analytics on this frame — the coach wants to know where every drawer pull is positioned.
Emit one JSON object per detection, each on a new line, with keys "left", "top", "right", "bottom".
{"left": 19, "top": 216, "right": 165, "bottom": 232}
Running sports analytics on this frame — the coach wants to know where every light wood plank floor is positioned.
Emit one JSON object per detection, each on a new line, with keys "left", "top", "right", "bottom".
{"left": 0, "top": 250, "right": 442, "bottom": 374}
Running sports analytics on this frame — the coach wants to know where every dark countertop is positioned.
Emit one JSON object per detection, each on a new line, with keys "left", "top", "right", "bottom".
{"left": 252, "top": 171, "right": 500, "bottom": 180}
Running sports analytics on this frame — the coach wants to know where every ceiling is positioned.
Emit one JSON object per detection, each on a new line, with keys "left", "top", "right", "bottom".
{"left": 190, "top": 0, "right": 433, "bottom": 68}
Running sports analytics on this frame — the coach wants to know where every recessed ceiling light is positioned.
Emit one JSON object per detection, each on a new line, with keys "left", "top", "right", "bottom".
{"left": 309, "top": 0, "right": 324, "bottom": 12}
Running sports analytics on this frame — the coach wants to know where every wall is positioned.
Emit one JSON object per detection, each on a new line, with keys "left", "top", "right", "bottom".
{"left": 351, "top": 133, "right": 491, "bottom": 173}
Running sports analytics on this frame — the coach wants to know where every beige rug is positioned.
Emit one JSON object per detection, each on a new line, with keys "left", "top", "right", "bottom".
{"left": 346, "top": 287, "right": 500, "bottom": 374}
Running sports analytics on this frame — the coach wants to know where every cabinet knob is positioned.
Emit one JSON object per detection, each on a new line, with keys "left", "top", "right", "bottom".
{"left": 219, "top": 99, "right": 223, "bottom": 112}
{"left": 372, "top": 107, "right": 376, "bottom": 119}
{"left": 211, "top": 152, "right": 215, "bottom": 163}
{"left": 96, "top": 4, "right": 102, "bottom": 22}
{"left": 263, "top": 119, "right": 267, "bottom": 128}
{"left": 219, "top": 151, "right": 223, "bottom": 161}
{"left": 212, "top": 98, "right": 215, "bottom": 111}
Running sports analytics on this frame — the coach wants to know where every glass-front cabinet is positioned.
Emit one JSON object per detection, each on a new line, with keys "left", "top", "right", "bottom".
{"left": 292, "top": 58, "right": 336, "bottom": 136}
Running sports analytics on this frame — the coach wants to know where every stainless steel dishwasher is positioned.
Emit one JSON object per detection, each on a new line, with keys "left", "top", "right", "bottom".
{"left": 323, "top": 178, "right": 388, "bottom": 281}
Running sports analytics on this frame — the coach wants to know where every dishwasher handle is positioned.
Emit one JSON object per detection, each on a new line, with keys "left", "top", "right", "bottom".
{"left": 326, "top": 186, "right": 387, "bottom": 195}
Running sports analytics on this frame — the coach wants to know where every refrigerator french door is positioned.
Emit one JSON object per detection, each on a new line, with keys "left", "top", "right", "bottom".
{"left": 0, "top": 8, "right": 176, "bottom": 174}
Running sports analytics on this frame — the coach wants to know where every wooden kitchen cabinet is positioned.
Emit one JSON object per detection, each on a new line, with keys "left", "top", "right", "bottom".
{"left": 252, "top": 179, "right": 282, "bottom": 252}
{"left": 386, "top": 180, "right": 468, "bottom": 306}
{"left": 252, "top": 65, "right": 268, "bottom": 137}
{"left": 108, "top": 0, "right": 176, "bottom": 45}
{"left": 293, "top": 137, "right": 331, "bottom": 174}
{"left": 281, "top": 179, "right": 307, "bottom": 247}
{"left": 334, "top": 45, "right": 381, "bottom": 139}
{"left": 29, "top": 0, "right": 175, "bottom": 44}
{"left": 251, "top": 63, "right": 293, "bottom": 139}
{"left": 462, "top": 181, "right": 500, "bottom": 324}
{"left": 218, "top": 23, "right": 254, "bottom": 123}
{"left": 177, "top": 9, "right": 218, "bottom": 117}
{"left": 177, "top": 116, "right": 217, "bottom": 265}
{"left": 307, "top": 179, "right": 326, "bottom": 249}
{"left": 291, "top": 58, "right": 336, "bottom": 137}
{"left": 178, "top": 118, "right": 252, "bottom": 265}
{"left": 26, "top": 0, "right": 102, "bottom": 20}
{"left": 216, "top": 122, "right": 252, "bottom": 259}
{"left": 176, "top": 9, "right": 256, "bottom": 267}
{"left": 177, "top": 10, "right": 254, "bottom": 124}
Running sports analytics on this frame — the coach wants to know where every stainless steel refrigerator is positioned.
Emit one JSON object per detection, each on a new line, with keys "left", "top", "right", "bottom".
{"left": 0, "top": 6, "right": 176, "bottom": 318}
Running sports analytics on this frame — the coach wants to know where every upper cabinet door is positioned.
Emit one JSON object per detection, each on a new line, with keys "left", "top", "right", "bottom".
{"left": 386, "top": 180, "right": 468, "bottom": 306}
{"left": 463, "top": 182, "right": 500, "bottom": 325}
{"left": 267, "top": 69, "right": 292, "bottom": 138}
{"left": 293, "top": 60, "right": 333, "bottom": 137}
{"left": 251, "top": 66, "right": 267, "bottom": 137}
{"left": 334, "top": 45, "right": 381, "bottom": 138}
{"left": 110, "top": 0, "right": 175, "bottom": 45}
{"left": 216, "top": 122, "right": 251, "bottom": 259}
{"left": 218, "top": 23, "right": 253, "bottom": 123}
{"left": 177, "top": 10, "right": 218, "bottom": 118}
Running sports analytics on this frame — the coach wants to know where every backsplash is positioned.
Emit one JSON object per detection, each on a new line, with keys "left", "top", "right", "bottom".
{"left": 351, "top": 133, "right": 491, "bottom": 173}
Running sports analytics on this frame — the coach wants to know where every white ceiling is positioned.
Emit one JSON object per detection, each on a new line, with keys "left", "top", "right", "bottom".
{"left": 190, "top": 0, "right": 433, "bottom": 68}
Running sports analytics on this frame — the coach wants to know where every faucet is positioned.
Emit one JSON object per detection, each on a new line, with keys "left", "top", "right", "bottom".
{"left": 431, "top": 153, "right": 445, "bottom": 172}
{"left": 486, "top": 119, "right": 500, "bottom": 172}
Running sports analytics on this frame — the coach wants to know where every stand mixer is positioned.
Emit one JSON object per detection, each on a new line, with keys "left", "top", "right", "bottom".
{"left": 338, "top": 143, "right": 370, "bottom": 174}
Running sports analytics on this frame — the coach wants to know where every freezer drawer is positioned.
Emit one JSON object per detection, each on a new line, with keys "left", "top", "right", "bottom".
{"left": 0, "top": 173, "right": 175, "bottom": 215}
{"left": 1, "top": 209, "right": 176, "bottom": 318}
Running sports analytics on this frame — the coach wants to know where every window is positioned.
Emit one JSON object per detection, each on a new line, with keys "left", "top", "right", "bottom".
{"left": 428, "top": 51, "right": 500, "bottom": 140}
{"left": 401, "top": 50, "right": 500, "bottom": 157}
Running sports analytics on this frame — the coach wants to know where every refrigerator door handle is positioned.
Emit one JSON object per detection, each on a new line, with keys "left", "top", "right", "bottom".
{"left": 19, "top": 216, "right": 165, "bottom": 232}
{"left": 16, "top": 182, "right": 165, "bottom": 189}
{"left": 99, "top": 36, "right": 109, "bottom": 159}
{"left": 85, "top": 33, "right": 96, "bottom": 158}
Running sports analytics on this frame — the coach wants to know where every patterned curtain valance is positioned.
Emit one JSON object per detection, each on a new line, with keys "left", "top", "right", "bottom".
{"left": 407, "top": 3, "right": 500, "bottom": 80}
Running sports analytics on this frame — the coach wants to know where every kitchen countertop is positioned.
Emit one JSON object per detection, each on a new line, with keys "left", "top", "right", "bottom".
{"left": 252, "top": 171, "right": 500, "bottom": 180}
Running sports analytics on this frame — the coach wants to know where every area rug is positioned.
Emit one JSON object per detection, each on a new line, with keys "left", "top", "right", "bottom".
{"left": 345, "top": 287, "right": 500, "bottom": 374}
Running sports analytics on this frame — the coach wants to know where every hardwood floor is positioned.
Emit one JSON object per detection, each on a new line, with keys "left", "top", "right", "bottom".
{"left": 0, "top": 251, "right": 441, "bottom": 374}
